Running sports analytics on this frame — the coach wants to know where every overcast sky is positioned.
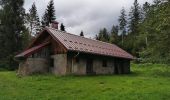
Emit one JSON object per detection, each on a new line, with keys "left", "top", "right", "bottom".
{"left": 24, "top": 0, "right": 153, "bottom": 38}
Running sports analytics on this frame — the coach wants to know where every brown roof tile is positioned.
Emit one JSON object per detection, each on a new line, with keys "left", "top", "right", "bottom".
{"left": 47, "top": 27, "right": 134, "bottom": 59}
{"left": 15, "top": 42, "right": 50, "bottom": 58}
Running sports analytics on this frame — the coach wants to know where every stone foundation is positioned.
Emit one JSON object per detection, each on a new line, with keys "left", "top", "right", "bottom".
{"left": 18, "top": 58, "right": 49, "bottom": 76}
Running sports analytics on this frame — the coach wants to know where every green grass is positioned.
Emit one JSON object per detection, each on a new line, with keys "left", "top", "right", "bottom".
{"left": 0, "top": 64, "right": 170, "bottom": 100}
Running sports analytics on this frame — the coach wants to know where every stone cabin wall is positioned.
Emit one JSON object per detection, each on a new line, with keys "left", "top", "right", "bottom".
{"left": 18, "top": 58, "right": 49, "bottom": 76}
{"left": 67, "top": 56, "right": 116, "bottom": 75}
{"left": 51, "top": 54, "right": 67, "bottom": 75}
{"left": 67, "top": 53, "right": 130, "bottom": 75}
{"left": 18, "top": 52, "right": 130, "bottom": 76}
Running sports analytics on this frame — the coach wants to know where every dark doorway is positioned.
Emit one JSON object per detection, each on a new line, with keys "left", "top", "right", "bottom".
{"left": 114, "top": 59, "right": 125, "bottom": 74}
{"left": 49, "top": 58, "right": 54, "bottom": 72}
{"left": 86, "top": 59, "right": 93, "bottom": 74}
{"left": 114, "top": 61, "right": 119, "bottom": 74}
{"left": 50, "top": 58, "right": 54, "bottom": 68}
{"left": 120, "top": 60, "right": 124, "bottom": 74}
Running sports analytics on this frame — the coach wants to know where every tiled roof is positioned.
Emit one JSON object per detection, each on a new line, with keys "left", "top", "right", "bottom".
{"left": 15, "top": 42, "right": 50, "bottom": 58}
{"left": 47, "top": 27, "right": 134, "bottom": 59}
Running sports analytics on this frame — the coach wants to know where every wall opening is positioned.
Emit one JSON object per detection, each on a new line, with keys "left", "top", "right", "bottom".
{"left": 86, "top": 59, "right": 94, "bottom": 74}
{"left": 49, "top": 57, "right": 54, "bottom": 73}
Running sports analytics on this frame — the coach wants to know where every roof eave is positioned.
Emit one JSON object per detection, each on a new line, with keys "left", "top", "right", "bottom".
{"left": 68, "top": 49, "right": 134, "bottom": 60}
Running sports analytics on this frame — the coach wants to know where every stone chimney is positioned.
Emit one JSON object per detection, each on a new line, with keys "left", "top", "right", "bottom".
{"left": 51, "top": 21, "right": 59, "bottom": 29}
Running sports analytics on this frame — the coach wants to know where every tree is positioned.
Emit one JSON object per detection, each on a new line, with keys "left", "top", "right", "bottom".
{"left": 118, "top": 8, "right": 127, "bottom": 45}
{"left": 26, "top": 2, "right": 40, "bottom": 36}
{"left": 41, "top": 0, "right": 56, "bottom": 27}
{"left": 109, "top": 25, "right": 119, "bottom": 44}
{"left": 128, "top": 0, "right": 141, "bottom": 35}
{"left": 141, "top": 2, "right": 150, "bottom": 21}
{"left": 41, "top": 11, "right": 49, "bottom": 27}
{"left": 0, "top": 0, "right": 29, "bottom": 70}
{"left": 153, "top": 0, "right": 162, "bottom": 5}
{"left": 60, "top": 23, "right": 65, "bottom": 31}
{"left": 139, "top": 0, "right": 170, "bottom": 64}
{"left": 80, "top": 31, "right": 84, "bottom": 37}
{"left": 127, "top": 0, "right": 142, "bottom": 57}
{"left": 96, "top": 28, "right": 109, "bottom": 42}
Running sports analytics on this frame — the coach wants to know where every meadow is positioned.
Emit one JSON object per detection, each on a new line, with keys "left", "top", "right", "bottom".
{"left": 0, "top": 64, "right": 170, "bottom": 100}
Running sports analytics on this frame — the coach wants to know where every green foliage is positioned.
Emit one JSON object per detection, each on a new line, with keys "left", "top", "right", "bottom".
{"left": 118, "top": 7, "right": 127, "bottom": 44}
{"left": 141, "top": 2, "right": 150, "bottom": 20}
{"left": 128, "top": 0, "right": 141, "bottom": 35}
{"left": 96, "top": 0, "right": 170, "bottom": 64}
{"left": 0, "top": 64, "right": 170, "bottom": 99}
{"left": 109, "top": 25, "right": 120, "bottom": 44}
{"left": 96, "top": 28, "right": 110, "bottom": 42}
{"left": 0, "top": 0, "right": 29, "bottom": 70}
{"left": 41, "top": 0, "right": 56, "bottom": 27}
{"left": 138, "top": 0, "right": 170, "bottom": 64}
{"left": 41, "top": 11, "right": 49, "bottom": 27}
{"left": 26, "top": 2, "right": 41, "bottom": 36}
{"left": 126, "top": 0, "right": 142, "bottom": 57}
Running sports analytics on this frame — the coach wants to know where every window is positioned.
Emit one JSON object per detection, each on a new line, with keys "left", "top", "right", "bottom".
{"left": 102, "top": 60, "right": 107, "bottom": 67}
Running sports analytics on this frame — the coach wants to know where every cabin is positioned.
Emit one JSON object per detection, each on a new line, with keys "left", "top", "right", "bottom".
{"left": 15, "top": 22, "right": 134, "bottom": 76}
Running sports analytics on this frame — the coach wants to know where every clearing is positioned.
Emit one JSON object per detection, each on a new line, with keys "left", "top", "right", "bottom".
{"left": 0, "top": 64, "right": 170, "bottom": 100}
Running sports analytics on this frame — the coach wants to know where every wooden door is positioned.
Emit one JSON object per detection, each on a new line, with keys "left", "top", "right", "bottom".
{"left": 114, "top": 60, "right": 119, "bottom": 74}
{"left": 114, "top": 59, "right": 124, "bottom": 74}
{"left": 86, "top": 59, "right": 93, "bottom": 74}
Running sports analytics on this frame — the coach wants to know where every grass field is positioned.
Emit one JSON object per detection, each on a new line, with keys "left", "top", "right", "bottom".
{"left": 0, "top": 64, "right": 170, "bottom": 100}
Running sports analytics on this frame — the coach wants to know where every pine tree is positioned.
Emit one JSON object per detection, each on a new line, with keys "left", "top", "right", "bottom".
{"left": 80, "top": 31, "right": 84, "bottom": 37}
{"left": 110, "top": 25, "right": 119, "bottom": 44}
{"left": 96, "top": 28, "right": 109, "bottom": 42}
{"left": 41, "top": 0, "right": 56, "bottom": 27}
{"left": 128, "top": 0, "right": 142, "bottom": 57}
{"left": 142, "top": 2, "right": 150, "bottom": 21}
{"left": 47, "top": 0, "right": 56, "bottom": 23}
{"left": 0, "top": 0, "right": 29, "bottom": 70}
{"left": 41, "top": 11, "right": 49, "bottom": 27}
{"left": 60, "top": 23, "right": 65, "bottom": 31}
{"left": 0, "top": 9, "right": 4, "bottom": 60}
{"left": 128, "top": 0, "right": 141, "bottom": 35}
{"left": 26, "top": 2, "right": 40, "bottom": 36}
{"left": 118, "top": 8, "right": 127, "bottom": 45}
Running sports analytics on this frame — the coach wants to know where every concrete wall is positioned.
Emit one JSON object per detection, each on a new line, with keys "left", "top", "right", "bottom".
{"left": 74, "top": 58, "right": 86, "bottom": 75}
{"left": 93, "top": 59, "right": 115, "bottom": 74}
{"left": 67, "top": 57, "right": 86, "bottom": 75}
{"left": 74, "top": 58, "right": 115, "bottom": 75}
{"left": 51, "top": 54, "right": 67, "bottom": 75}
{"left": 18, "top": 53, "right": 130, "bottom": 76}
{"left": 67, "top": 54, "right": 130, "bottom": 75}
{"left": 67, "top": 57, "right": 115, "bottom": 75}
{"left": 18, "top": 58, "right": 49, "bottom": 76}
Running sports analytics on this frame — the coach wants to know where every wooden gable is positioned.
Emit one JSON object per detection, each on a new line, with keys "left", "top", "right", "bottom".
{"left": 16, "top": 29, "right": 68, "bottom": 58}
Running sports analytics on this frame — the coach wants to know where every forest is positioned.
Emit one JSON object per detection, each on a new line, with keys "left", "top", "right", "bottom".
{"left": 96, "top": 0, "right": 170, "bottom": 64}
{"left": 0, "top": 0, "right": 170, "bottom": 70}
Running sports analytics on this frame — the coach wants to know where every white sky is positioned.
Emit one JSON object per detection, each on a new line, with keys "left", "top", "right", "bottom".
{"left": 24, "top": 0, "right": 153, "bottom": 38}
